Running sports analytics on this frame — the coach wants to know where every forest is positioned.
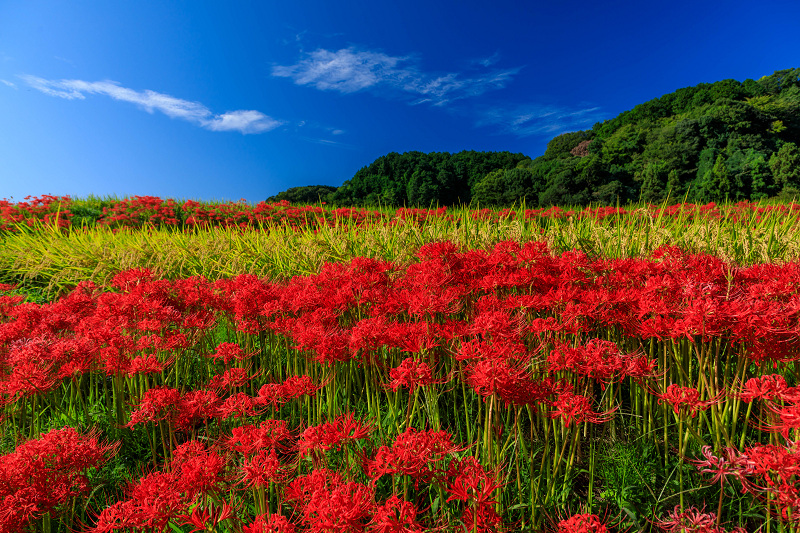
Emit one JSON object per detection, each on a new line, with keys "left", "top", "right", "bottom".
{"left": 270, "top": 68, "right": 800, "bottom": 207}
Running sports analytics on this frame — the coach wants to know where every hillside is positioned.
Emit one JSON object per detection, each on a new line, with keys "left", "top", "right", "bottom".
{"left": 514, "top": 67, "right": 800, "bottom": 206}
{"left": 330, "top": 150, "right": 528, "bottom": 206}
{"left": 273, "top": 68, "right": 800, "bottom": 207}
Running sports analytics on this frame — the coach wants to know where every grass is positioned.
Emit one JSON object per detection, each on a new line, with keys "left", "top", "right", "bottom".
{"left": 2, "top": 199, "right": 800, "bottom": 299}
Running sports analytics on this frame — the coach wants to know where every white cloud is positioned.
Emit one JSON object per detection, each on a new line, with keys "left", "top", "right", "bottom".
{"left": 476, "top": 104, "right": 605, "bottom": 137}
{"left": 273, "top": 48, "right": 404, "bottom": 93}
{"left": 1, "top": 79, "right": 16, "bottom": 88}
{"left": 202, "top": 110, "right": 283, "bottom": 134}
{"left": 19, "top": 75, "right": 284, "bottom": 134}
{"left": 272, "top": 47, "right": 519, "bottom": 106}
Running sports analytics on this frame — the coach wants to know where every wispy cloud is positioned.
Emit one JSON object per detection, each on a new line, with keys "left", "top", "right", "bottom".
{"left": 272, "top": 47, "right": 519, "bottom": 106}
{"left": 1, "top": 79, "right": 16, "bottom": 88}
{"left": 476, "top": 103, "right": 605, "bottom": 137}
{"left": 19, "top": 75, "right": 284, "bottom": 134}
{"left": 472, "top": 52, "right": 501, "bottom": 68}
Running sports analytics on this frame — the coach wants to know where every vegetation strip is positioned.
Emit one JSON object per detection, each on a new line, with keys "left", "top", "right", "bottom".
{"left": 2, "top": 237, "right": 800, "bottom": 531}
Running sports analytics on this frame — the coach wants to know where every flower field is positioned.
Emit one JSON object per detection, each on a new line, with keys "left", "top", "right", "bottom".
{"left": 3, "top": 199, "right": 800, "bottom": 532}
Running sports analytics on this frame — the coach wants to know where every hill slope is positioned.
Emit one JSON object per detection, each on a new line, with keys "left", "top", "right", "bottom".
{"left": 273, "top": 68, "right": 800, "bottom": 207}
{"left": 329, "top": 150, "right": 529, "bottom": 206}
{"left": 508, "top": 67, "right": 800, "bottom": 206}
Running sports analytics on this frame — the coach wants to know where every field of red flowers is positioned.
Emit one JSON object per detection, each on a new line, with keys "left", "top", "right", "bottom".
{"left": 3, "top": 235, "right": 800, "bottom": 532}
{"left": 3, "top": 194, "right": 800, "bottom": 233}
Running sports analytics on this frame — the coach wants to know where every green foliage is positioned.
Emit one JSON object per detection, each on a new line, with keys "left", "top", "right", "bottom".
{"left": 769, "top": 141, "right": 800, "bottom": 191}
{"left": 757, "top": 67, "right": 800, "bottom": 94}
{"left": 264, "top": 69, "right": 800, "bottom": 209}
{"left": 523, "top": 68, "right": 800, "bottom": 206}
{"left": 330, "top": 150, "right": 529, "bottom": 206}
{"left": 542, "top": 130, "right": 593, "bottom": 160}
{"left": 596, "top": 438, "right": 660, "bottom": 524}
{"left": 471, "top": 167, "right": 538, "bottom": 206}
{"left": 265, "top": 185, "right": 337, "bottom": 204}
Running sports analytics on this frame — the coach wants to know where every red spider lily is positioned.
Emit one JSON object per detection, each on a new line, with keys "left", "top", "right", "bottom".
{"left": 456, "top": 337, "right": 526, "bottom": 364}
{"left": 0, "top": 358, "right": 59, "bottom": 403}
{"left": 297, "top": 412, "right": 373, "bottom": 459}
{"left": 217, "top": 274, "right": 283, "bottom": 334}
{"left": 0, "top": 428, "right": 117, "bottom": 532}
{"left": 126, "top": 353, "right": 170, "bottom": 377}
{"left": 176, "top": 389, "right": 221, "bottom": 431}
{"left": 205, "top": 366, "right": 256, "bottom": 391}
{"left": 93, "top": 441, "right": 226, "bottom": 532}
{"left": 735, "top": 441, "right": 800, "bottom": 488}
{"left": 738, "top": 374, "right": 789, "bottom": 403}
{"left": 489, "top": 375, "right": 561, "bottom": 408}
{"left": 347, "top": 315, "right": 394, "bottom": 357}
{"left": 548, "top": 339, "right": 654, "bottom": 388}
{"left": 690, "top": 446, "right": 746, "bottom": 485}
{"left": 389, "top": 322, "right": 444, "bottom": 354}
{"left": 466, "top": 357, "right": 529, "bottom": 401}
{"left": 557, "top": 513, "right": 608, "bottom": 533}
{"left": 654, "top": 505, "right": 746, "bottom": 532}
{"left": 239, "top": 447, "right": 293, "bottom": 488}
{"left": 624, "top": 352, "right": 660, "bottom": 381}
{"left": 110, "top": 267, "right": 155, "bottom": 292}
{"left": 771, "top": 403, "right": 800, "bottom": 439}
{"left": 456, "top": 496, "right": 503, "bottom": 532}
{"left": 289, "top": 315, "right": 353, "bottom": 365}
{"left": 170, "top": 440, "right": 227, "bottom": 498}
{"left": 244, "top": 512, "right": 297, "bottom": 533}
{"left": 208, "top": 342, "right": 251, "bottom": 364}
{"left": 369, "top": 495, "right": 426, "bottom": 533}
{"left": 656, "top": 384, "right": 725, "bottom": 418}
{"left": 215, "top": 392, "right": 260, "bottom": 419}
{"left": 365, "top": 428, "right": 462, "bottom": 485}
{"left": 467, "top": 310, "right": 526, "bottom": 343}
{"left": 256, "top": 374, "right": 321, "bottom": 410}
{"left": 178, "top": 502, "right": 235, "bottom": 533}
{"left": 225, "top": 419, "right": 293, "bottom": 456}
{"left": 446, "top": 456, "right": 503, "bottom": 508}
{"left": 126, "top": 387, "right": 182, "bottom": 427}
{"left": 86, "top": 500, "right": 138, "bottom": 532}
{"left": 548, "top": 390, "right": 617, "bottom": 427}
{"left": 94, "top": 471, "right": 185, "bottom": 531}
{"left": 284, "top": 469, "right": 375, "bottom": 533}
{"left": 386, "top": 358, "right": 440, "bottom": 393}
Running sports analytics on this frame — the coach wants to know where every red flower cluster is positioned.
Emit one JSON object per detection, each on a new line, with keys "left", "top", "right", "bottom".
{"left": 298, "top": 413, "right": 374, "bottom": 459}
{"left": 366, "top": 427, "right": 462, "bottom": 485}
{"left": 0, "top": 427, "right": 117, "bottom": 532}
{"left": 557, "top": 513, "right": 608, "bottom": 533}
{"left": 90, "top": 441, "right": 226, "bottom": 532}
{"left": 4, "top": 235, "right": 800, "bottom": 530}
{"left": 655, "top": 505, "right": 746, "bottom": 533}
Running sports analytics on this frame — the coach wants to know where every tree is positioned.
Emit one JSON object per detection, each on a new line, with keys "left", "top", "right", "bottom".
{"left": 769, "top": 142, "right": 800, "bottom": 191}
{"left": 639, "top": 161, "right": 668, "bottom": 203}
{"left": 471, "top": 170, "right": 506, "bottom": 206}
{"left": 543, "top": 131, "right": 593, "bottom": 160}
{"left": 698, "top": 154, "right": 733, "bottom": 202}
{"left": 745, "top": 150, "right": 774, "bottom": 199}
{"left": 266, "top": 185, "right": 337, "bottom": 204}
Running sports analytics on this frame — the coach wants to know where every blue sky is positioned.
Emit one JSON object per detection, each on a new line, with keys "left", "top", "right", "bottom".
{"left": 1, "top": 0, "right": 799, "bottom": 203}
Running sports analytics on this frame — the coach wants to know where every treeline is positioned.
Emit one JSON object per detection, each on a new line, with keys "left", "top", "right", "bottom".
{"left": 266, "top": 185, "right": 338, "bottom": 204}
{"left": 273, "top": 68, "right": 800, "bottom": 207}
{"left": 513, "top": 67, "right": 800, "bottom": 206}
{"left": 268, "top": 151, "right": 528, "bottom": 206}
{"left": 330, "top": 151, "right": 528, "bottom": 206}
